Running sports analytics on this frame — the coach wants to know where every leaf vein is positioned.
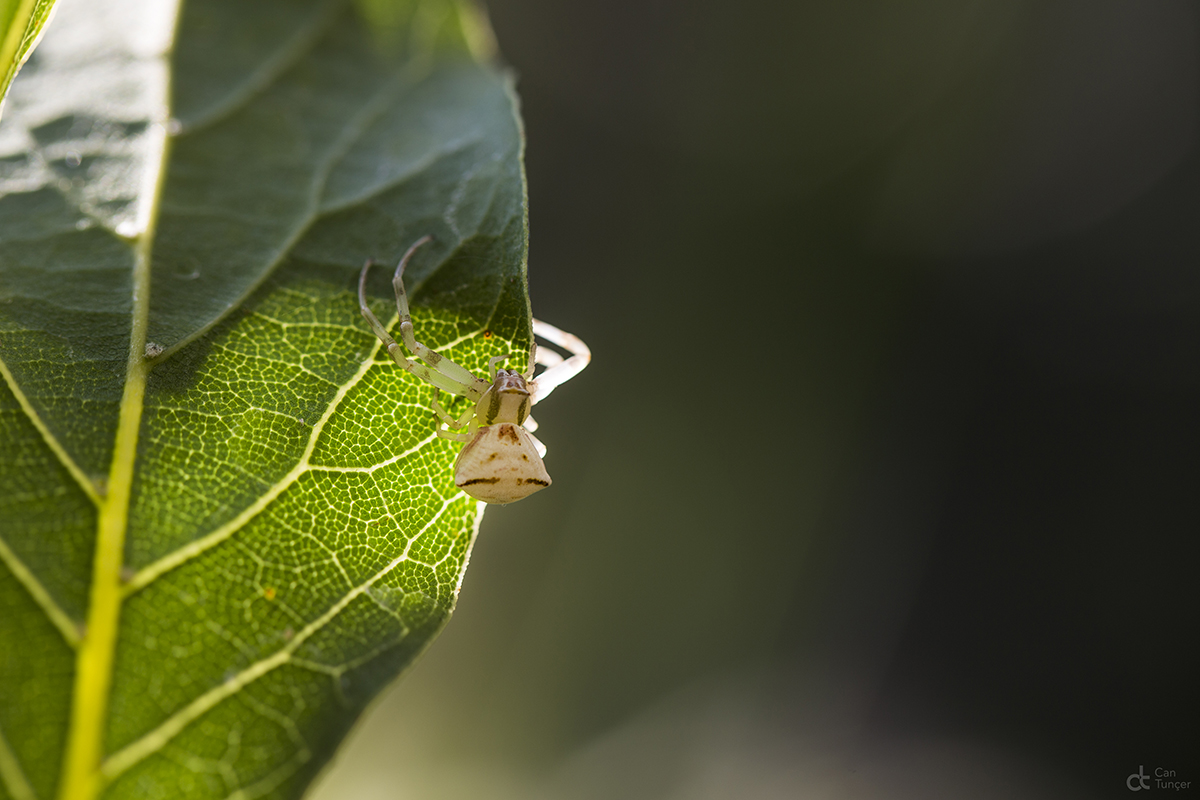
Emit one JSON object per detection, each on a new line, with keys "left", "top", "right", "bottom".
{"left": 0, "top": 356, "right": 101, "bottom": 505}
{"left": 101, "top": 493, "right": 458, "bottom": 780}
{"left": 220, "top": 748, "right": 311, "bottom": 800}
{"left": 0, "top": 719, "right": 37, "bottom": 800}
{"left": 127, "top": 326, "right": 390, "bottom": 593}
{"left": 317, "top": 135, "right": 485, "bottom": 217}
{"left": 131, "top": 314, "right": 492, "bottom": 590}
{"left": 0, "top": 534, "right": 81, "bottom": 647}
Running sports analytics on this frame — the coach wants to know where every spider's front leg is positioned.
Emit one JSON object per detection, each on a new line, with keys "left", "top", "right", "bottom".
{"left": 390, "top": 237, "right": 491, "bottom": 398}
{"left": 358, "top": 244, "right": 489, "bottom": 400}
{"left": 360, "top": 261, "right": 471, "bottom": 395}
{"left": 530, "top": 319, "right": 591, "bottom": 404}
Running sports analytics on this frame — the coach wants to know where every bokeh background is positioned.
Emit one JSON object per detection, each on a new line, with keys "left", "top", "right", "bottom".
{"left": 313, "top": 1, "right": 1200, "bottom": 798}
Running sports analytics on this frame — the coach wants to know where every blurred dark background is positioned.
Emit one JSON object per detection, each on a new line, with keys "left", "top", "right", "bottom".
{"left": 315, "top": 1, "right": 1200, "bottom": 798}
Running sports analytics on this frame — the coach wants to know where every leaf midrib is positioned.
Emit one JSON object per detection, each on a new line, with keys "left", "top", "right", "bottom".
{"left": 56, "top": 0, "right": 181, "bottom": 795}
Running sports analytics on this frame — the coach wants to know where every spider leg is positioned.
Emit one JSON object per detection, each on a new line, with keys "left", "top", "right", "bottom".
{"left": 523, "top": 332, "right": 565, "bottom": 379}
{"left": 358, "top": 260, "right": 407, "bottom": 359}
{"left": 526, "top": 429, "right": 548, "bottom": 459}
{"left": 359, "top": 260, "right": 480, "bottom": 397}
{"left": 392, "top": 237, "right": 491, "bottom": 397}
{"left": 530, "top": 318, "right": 591, "bottom": 405}
{"left": 437, "top": 429, "right": 473, "bottom": 443}
{"left": 535, "top": 347, "right": 563, "bottom": 369}
{"left": 523, "top": 414, "right": 538, "bottom": 433}
{"left": 524, "top": 339, "right": 537, "bottom": 380}
{"left": 487, "top": 353, "right": 511, "bottom": 382}
{"left": 432, "top": 390, "right": 475, "bottom": 430}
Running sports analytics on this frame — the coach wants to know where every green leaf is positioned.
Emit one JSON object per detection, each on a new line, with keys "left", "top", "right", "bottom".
{"left": 0, "top": 0, "right": 530, "bottom": 798}
{"left": 0, "top": 0, "right": 55, "bottom": 119}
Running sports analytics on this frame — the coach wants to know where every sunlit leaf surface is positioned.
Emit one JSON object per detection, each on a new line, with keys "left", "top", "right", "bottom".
{"left": 0, "top": 0, "right": 529, "bottom": 797}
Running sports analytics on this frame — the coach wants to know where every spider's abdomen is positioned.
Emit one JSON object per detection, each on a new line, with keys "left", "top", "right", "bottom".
{"left": 454, "top": 423, "right": 550, "bottom": 504}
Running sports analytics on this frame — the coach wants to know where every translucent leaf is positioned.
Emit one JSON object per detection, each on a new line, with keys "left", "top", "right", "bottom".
{"left": 0, "top": 0, "right": 56, "bottom": 118}
{"left": 0, "top": 0, "right": 529, "bottom": 797}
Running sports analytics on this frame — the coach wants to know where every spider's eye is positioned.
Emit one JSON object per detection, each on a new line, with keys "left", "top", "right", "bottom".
{"left": 495, "top": 372, "right": 528, "bottom": 392}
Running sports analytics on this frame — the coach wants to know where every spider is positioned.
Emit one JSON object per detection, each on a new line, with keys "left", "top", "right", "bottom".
{"left": 358, "top": 235, "right": 590, "bottom": 504}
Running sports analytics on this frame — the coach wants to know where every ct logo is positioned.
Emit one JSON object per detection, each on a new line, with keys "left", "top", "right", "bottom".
{"left": 1128, "top": 766, "right": 1150, "bottom": 791}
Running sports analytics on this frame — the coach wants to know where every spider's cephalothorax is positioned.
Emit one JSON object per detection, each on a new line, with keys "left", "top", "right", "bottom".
{"left": 358, "top": 236, "right": 590, "bottom": 504}
{"left": 478, "top": 369, "right": 531, "bottom": 428}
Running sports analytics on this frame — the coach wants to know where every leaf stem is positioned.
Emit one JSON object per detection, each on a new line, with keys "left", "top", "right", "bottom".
{"left": 56, "top": 361, "right": 146, "bottom": 800}
{"left": 57, "top": 2, "right": 179, "bottom": 784}
{"left": 57, "top": 205, "right": 161, "bottom": 800}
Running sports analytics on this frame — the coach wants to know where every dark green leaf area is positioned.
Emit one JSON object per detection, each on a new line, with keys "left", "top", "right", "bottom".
{"left": 0, "top": 568, "right": 73, "bottom": 800}
{"left": 0, "top": 0, "right": 170, "bottom": 478}
{"left": 0, "top": 372, "right": 94, "bottom": 621}
{"left": 151, "top": 9, "right": 393, "bottom": 349}
{"left": 312, "top": 62, "right": 514, "bottom": 220}
{"left": 104, "top": 663, "right": 332, "bottom": 800}
{"left": 171, "top": 0, "right": 344, "bottom": 130}
{"left": 150, "top": 5, "right": 514, "bottom": 352}
{"left": 0, "top": 194, "right": 134, "bottom": 480}
{"left": 288, "top": 62, "right": 528, "bottom": 323}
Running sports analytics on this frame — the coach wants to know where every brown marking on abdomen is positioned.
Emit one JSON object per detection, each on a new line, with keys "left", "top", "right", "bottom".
{"left": 459, "top": 477, "right": 501, "bottom": 486}
{"left": 498, "top": 425, "right": 521, "bottom": 444}
{"left": 520, "top": 478, "right": 550, "bottom": 486}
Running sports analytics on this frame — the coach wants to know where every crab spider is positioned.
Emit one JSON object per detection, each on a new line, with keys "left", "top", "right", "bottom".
{"left": 358, "top": 236, "right": 591, "bottom": 504}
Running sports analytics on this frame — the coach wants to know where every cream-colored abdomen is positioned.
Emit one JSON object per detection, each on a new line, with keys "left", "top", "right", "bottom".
{"left": 454, "top": 423, "right": 551, "bottom": 504}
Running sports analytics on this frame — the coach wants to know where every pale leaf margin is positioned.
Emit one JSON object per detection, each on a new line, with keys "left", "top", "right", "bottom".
{"left": 0, "top": 0, "right": 56, "bottom": 120}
